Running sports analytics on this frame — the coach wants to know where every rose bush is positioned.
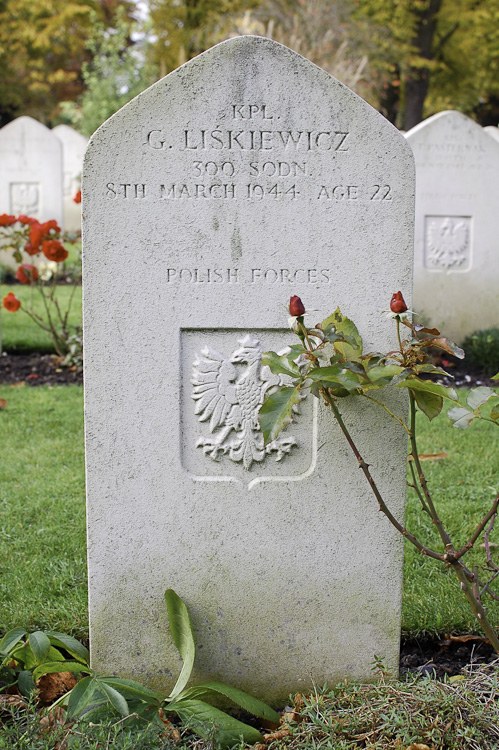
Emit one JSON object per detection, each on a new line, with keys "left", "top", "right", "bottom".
{"left": 1, "top": 214, "right": 81, "bottom": 363}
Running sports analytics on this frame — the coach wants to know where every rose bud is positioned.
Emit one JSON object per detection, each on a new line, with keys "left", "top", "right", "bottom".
{"left": 16, "top": 264, "right": 39, "bottom": 284}
{"left": 73, "top": 189, "right": 82, "bottom": 204}
{"left": 3, "top": 292, "right": 21, "bottom": 312}
{"left": 390, "top": 291, "right": 407, "bottom": 314}
{"left": 289, "top": 295, "right": 306, "bottom": 317}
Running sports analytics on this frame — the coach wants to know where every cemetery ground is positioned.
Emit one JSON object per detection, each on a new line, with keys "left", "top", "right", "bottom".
{"left": 1, "top": 363, "right": 499, "bottom": 747}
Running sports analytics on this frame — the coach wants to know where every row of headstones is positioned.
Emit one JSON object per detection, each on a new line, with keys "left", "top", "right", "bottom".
{"left": 0, "top": 116, "right": 86, "bottom": 235}
{"left": 1, "top": 109, "right": 498, "bottom": 343}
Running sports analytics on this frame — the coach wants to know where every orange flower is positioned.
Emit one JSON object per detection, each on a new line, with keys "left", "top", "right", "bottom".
{"left": 0, "top": 214, "right": 16, "bottom": 226}
{"left": 16, "top": 264, "right": 39, "bottom": 284}
{"left": 42, "top": 239, "right": 68, "bottom": 262}
{"left": 3, "top": 292, "right": 21, "bottom": 312}
{"left": 390, "top": 291, "right": 407, "bottom": 314}
{"left": 73, "top": 190, "right": 82, "bottom": 204}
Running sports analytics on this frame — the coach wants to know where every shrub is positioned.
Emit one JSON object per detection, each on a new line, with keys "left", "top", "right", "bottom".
{"left": 462, "top": 328, "right": 499, "bottom": 376}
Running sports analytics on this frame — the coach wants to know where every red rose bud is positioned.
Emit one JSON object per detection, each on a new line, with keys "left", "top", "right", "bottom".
{"left": 3, "top": 292, "right": 21, "bottom": 312}
{"left": 289, "top": 295, "right": 306, "bottom": 317}
{"left": 42, "top": 239, "right": 68, "bottom": 262}
{"left": 390, "top": 291, "right": 407, "bottom": 314}
{"left": 17, "top": 214, "right": 37, "bottom": 225}
{"left": 73, "top": 189, "right": 82, "bottom": 204}
{"left": 16, "top": 264, "right": 39, "bottom": 284}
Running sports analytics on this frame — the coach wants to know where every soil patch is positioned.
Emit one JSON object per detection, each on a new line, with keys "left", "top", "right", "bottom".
{"left": 0, "top": 352, "right": 82, "bottom": 386}
{"left": 400, "top": 634, "right": 496, "bottom": 679}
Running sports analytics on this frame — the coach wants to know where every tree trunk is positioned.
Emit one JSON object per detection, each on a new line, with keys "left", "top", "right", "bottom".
{"left": 403, "top": 0, "right": 442, "bottom": 131}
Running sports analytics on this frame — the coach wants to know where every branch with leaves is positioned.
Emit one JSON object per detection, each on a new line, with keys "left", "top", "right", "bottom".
{"left": 259, "top": 293, "right": 499, "bottom": 653}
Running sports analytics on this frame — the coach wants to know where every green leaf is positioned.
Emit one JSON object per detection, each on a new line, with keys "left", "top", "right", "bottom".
{"left": 28, "top": 631, "right": 51, "bottom": 665}
{"left": 178, "top": 681, "right": 281, "bottom": 724}
{"left": 103, "top": 678, "right": 163, "bottom": 703}
{"left": 365, "top": 364, "right": 405, "bottom": 383}
{"left": 259, "top": 385, "right": 301, "bottom": 443}
{"left": 11, "top": 644, "right": 36, "bottom": 670}
{"left": 99, "top": 679, "right": 130, "bottom": 716}
{"left": 466, "top": 386, "right": 495, "bottom": 411}
{"left": 448, "top": 406, "right": 476, "bottom": 430}
{"left": 18, "top": 670, "right": 36, "bottom": 697}
{"left": 412, "top": 390, "right": 443, "bottom": 421}
{"left": 32, "top": 660, "right": 92, "bottom": 682}
{"left": 168, "top": 698, "right": 262, "bottom": 748}
{"left": 308, "top": 366, "right": 363, "bottom": 391}
{"left": 492, "top": 373, "right": 499, "bottom": 380}
{"left": 396, "top": 377, "right": 458, "bottom": 402}
{"left": 322, "top": 308, "right": 363, "bottom": 360}
{"left": 164, "top": 589, "right": 196, "bottom": 699}
{"left": 490, "top": 408, "right": 499, "bottom": 422}
{"left": 67, "top": 675, "right": 99, "bottom": 719}
{"left": 0, "top": 627, "right": 27, "bottom": 655}
{"left": 46, "top": 632, "right": 90, "bottom": 665}
{"left": 261, "top": 351, "right": 301, "bottom": 379}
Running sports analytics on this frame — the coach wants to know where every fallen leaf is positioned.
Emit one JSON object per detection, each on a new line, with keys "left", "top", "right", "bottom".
{"left": 263, "top": 728, "right": 290, "bottom": 742}
{"left": 27, "top": 373, "right": 39, "bottom": 379}
{"left": 481, "top": 542, "right": 498, "bottom": 549}
{"left": 405, "top": 745, "right": 431, "bottom": 750}
{"left": 0, "top": 694, "right": 27, "bottom": 712}
{"left": 0, "top": 399, "right": 7, "bottom": 408}
{"left": 39, "top": 705, "right": 67, "bottom": 732}
{"left": 36, "top": 672, "right": 78, "bottom": 706}
{"left": 408, "top": 453, "right": 448, "bottom": 462}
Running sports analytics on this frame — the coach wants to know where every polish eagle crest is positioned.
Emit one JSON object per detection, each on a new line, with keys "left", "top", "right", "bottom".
{"left": 191, "top": 335, "right": 298, "bottom": 470}
{"left": 426, "top": 217, "right": 469, "bottom": 268}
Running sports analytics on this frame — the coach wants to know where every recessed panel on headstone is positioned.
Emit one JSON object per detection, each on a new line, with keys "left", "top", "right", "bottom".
{"left": 0, "top": 116, "right": 63, "bottom": 267}
{"left": 83, "top": 36, "right": 414, "bottom": 701}
{"left": 406, "top": 111, "right": 499, "bottom": 342}
{"left": 53, "top": 125, "right": 87, "bottom": 232}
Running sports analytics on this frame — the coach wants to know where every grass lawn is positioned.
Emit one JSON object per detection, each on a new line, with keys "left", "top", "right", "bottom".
{"left": 1, "top": 283, "right": 82, "bottom": 353}
{"left": 0, "top": 385, "right": 498, "bottom": 641}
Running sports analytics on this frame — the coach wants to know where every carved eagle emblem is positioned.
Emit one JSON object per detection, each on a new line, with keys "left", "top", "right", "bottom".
{"left": 426, "top": 217, "right": 469, "bottom": 268}
{"left": 191, "top": 334, "right": 298, "bottom": 470}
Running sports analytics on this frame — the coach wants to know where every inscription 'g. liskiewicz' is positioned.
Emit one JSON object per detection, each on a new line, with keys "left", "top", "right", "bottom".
{"left": 145, "top": 103, "right": 349, "bottom": 153}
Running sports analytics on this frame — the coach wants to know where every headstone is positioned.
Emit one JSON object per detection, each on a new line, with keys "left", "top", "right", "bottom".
{"left": 83, "top": 36, "right": 414, "bottom": 702}
{"left": 0, "top": 116, "right": 63, "bottom": 268}
{"left": 406, "top": 111, "right": 499, "bottom": 342}
{"left": 53, "top": 124, "right": 87, "bottom": 232}
{"left": 484, "top": 125, "right": 499, "bottom": 143}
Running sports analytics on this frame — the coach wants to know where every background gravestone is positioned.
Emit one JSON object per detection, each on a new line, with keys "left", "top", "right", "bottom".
{"left": 0, "top": 116, "right": 63, "bottom": 268}
{"left": 53, "top": 124, "right": 87, "bottom": 231}
{"left": 406, "top": 111, "right": 499, "bottom": 342}
{"left": 484, "top": 125, "right": 499, "bottom": 143}
{"left": 83, "top": 36, "right": 414, "bottom": 702}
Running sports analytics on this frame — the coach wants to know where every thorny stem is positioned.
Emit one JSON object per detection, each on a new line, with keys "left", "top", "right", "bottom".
{"left": 408, "top": 460, "right": 431, "bottom": 517}
{"left": 408, "top": 392, "right": 454, "bottom": 552}
{"left": 484, "top": 512, "right": 498, "bottom": 567}
{"left": 396, "top": 317, "right": 405, "bottom": 364}
{"left": 320, "top": 387, "right": 444, "bottom": 563}
{"left": 454, "top": 496, "right": 499, "bottom": 561}
{"left": 321, "top": 385, "right": 499, "bottom": 654}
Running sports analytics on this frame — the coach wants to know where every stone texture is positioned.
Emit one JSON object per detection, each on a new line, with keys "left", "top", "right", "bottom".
{"left": 406, "top": 111, "right": 499, "bottom": 342}
{"left": 0, "top": 116, "right": 63, "bottom": 268}
{"left": 83, "top": 36, "right": 414, "bottom": 702}
{"left": 53, "top": 125, "right": 87, "bottom": 231}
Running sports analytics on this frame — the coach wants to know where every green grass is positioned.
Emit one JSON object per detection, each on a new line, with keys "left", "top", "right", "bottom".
{"left": 0, "top": 384, "right": 87, "bottom": 638}
{"left": 1, "top": 283, "right": 82, "bottom": 353}
{"left": 0, "top": 385, "right": 498, "bottom": 641}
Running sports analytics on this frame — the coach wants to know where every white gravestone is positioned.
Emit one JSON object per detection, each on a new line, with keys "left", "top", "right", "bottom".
{"left": 53, "top": 125, "right": 87, "bottom": 232}
{"left": 484, "top": 125, "right": 499, "bottom": 143}
{"left": 406, "top": 111, "right": 499, "bottom": 342}
{"left": 83, "top": 36, "right": 414, "bottom": 701}
{"left": 0, "top": 116, "right": 63, "bottom": 268}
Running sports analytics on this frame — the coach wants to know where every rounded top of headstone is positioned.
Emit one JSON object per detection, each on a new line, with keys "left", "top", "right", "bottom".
{"left": 405, "top": 110, "right": 482, "bottom": 140}
{"left": 53, "top": 124, "right": 88, "bottom": 145}
{"left": 87, "top": 34, "right": 409, "bottom": 154}
{"left": 0, "top": 115, "right": 54, "bottom": 136}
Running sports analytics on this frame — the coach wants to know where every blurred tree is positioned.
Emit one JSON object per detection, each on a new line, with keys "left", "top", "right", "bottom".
{"left": 60, "top": 8, "right": 155, "bottom": 136}
{"left": 356, "top": 0, "right": 499, "bottom": 129}
{"left": 147, "top": 0, "right": 262, "bottom": 77}
{"left": 0, "top": 0, "right": 135, "bottom": 127}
